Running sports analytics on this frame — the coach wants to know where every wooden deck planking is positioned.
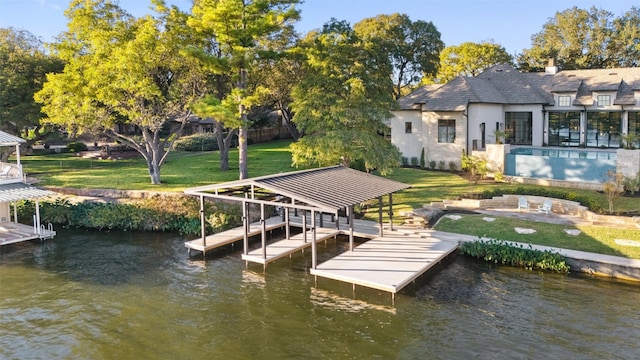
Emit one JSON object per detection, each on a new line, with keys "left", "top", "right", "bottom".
{"left": 241, "top": 227, "right": 341, "bottom": 265}
{"left": 0, "top": 222, "right": 55, "bottom": 246}
{"left": 185, "top": 217, "right": 286, "bottom": 254}
{"left": 310, "top": 235, "right": 458, "bottom": 294}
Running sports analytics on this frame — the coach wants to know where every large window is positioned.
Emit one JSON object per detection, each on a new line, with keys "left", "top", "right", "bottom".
{"left": 586, "top": 112, "right": 622, "bottom": 148}
{"left": 438, "top": 119, "right": 455, "bottom": 143}
{"left": 505, "top": 112, "right": 532, "bottom": 145}
{"left": 629, "top": 112, "right": 640, "bottom": 148}
{"left": 548, "top": 112, "right": 580, "bottom": 146}
{"left": 629, "top": 112, "right": 639, "bottom": 136}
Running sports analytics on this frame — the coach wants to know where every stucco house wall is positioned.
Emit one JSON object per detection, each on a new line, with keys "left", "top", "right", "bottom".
{"left": 391, "top": 110, "right": 423, "bottom": 160}
{"left": 422, "top": 111, "right": 466, "bottom": 169}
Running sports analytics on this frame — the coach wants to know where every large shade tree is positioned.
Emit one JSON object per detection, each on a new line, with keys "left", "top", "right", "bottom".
{"left": 517, "top": 6, "right": 640, "bottom": 70}
{"left": 434, "top": 41, "right": 513, "bottom": 83}
{"left": 188, "top": 0, "right": 300, "bottom": 179}
{"left": 0, "top": 28, "right": 63, "bottom": 139}
{"left": 290, "top": 20, "right": 401, "bottom": 174}
{"left": 35, "top": 0, "right": 206, "bottom": 184}
{"left": 354, "top": 13, "right": 443, "bottom": 99}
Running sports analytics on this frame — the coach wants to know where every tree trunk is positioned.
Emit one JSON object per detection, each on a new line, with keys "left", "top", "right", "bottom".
{"left": 215, "top": 122, "right": 236, "bottom": 171}
{"left": 238, "top": 67, "right": 248, "bottom": 179}
{"left": 278, "top": 104, "right": 300, "bottom": 141}
{"left": 239, "top": 125, "right": 248, "bottom": 179}
{"left": 148, "top": 161, "right": 161, "bottom": 185}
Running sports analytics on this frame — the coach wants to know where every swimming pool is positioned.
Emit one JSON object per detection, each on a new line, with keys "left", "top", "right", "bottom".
{"left": 505, "top": 147, "right": 617, "bottom": 183}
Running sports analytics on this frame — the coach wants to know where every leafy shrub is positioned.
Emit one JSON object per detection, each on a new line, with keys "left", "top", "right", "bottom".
{"left": 448, "top": 161, "right": 457, "bottom": 172}
{"left": 460, "top": 239, "right": 570, "bottom": 272}
{"left": 66, "top": 141, "right": 88, "bottom": 152}
{"left": 16, "top": 195, "right": 242, "bottom": 235}
{"left": 429, "top": 160, "right": 436, "bottom": 169}
{"left": 438, "top": 161, "right": 445, "bottom": 171}
{"left": 420, "top": 148, "right": 425, "bottom": 168}
{"left": 410, "top": 157, "right": 419, "bottom": 166}
{"left": 173, "top": 133, "right": 219, "bottom": 151}
{"left": 623, "top": 172, "right": 640, "bottom": 195}
{"left": 401, "top": 156, "right": 409, "bottom": 166}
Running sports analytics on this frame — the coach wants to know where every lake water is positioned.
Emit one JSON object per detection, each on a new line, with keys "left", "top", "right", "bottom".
{"left": 1, "top": 229, "right": 639, "bottom": 359}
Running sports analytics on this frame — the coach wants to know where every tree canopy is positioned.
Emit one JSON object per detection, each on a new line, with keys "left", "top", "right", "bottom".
{"left": 35, "top": 0, "right": 205, "bottom": 184}
{"left": 188, "top": 0, "right": 300, "bottom": 179}
{"left": 517, "top": 6, "right": 640, "bottom": 70}
{"left": 433, "top": 41, "right": 513, "bottom": 83}
{"left": 290, "top": 20, "right": 401, "bottom": 175}
{"left": 0, "top": 28, "right": 63, "bottom": 137}
{"left": 353, "top": 13, "right": 443, "bottom": 99}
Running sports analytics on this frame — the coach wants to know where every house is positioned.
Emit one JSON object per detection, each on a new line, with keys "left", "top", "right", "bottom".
{"left": 391, "top": 61, "right": 640, "bottom": 169}
{"left": 0, "top": 131, "right": 56, "bottom": 246}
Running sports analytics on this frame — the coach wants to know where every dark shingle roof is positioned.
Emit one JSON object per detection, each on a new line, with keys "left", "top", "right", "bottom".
{"left": 396, "top": 65, "right": 640, "bottom": 110}
{"left": 398, "top": 84, "right": 443, "bottom": 110}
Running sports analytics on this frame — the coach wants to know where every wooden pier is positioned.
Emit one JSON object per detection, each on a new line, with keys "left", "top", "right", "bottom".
{"left": 241, "top": 227, "right": 341, "bottom": 265}
{"left": 0, "top": 222, "right": 56, "bottom": 246}
{"left": 185, "top": 217, "right": 286, "bottom": 256}
{"left": 310, "top": 233, "right": 458, "bottom": 295}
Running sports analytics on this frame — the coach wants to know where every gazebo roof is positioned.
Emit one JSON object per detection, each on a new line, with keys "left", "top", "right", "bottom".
{"left": 184, "top": 166, "right": 410, "bottom": 213}
{"left": 0, "top": 131, "right": 25, "bottom": 147}
{"left": 0, "top": 182, "right": 56, "bottom": 202}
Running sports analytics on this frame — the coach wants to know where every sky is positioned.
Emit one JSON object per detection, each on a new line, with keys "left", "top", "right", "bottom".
{"left": 0, "top": 0, "right": 637, "bottom": 56}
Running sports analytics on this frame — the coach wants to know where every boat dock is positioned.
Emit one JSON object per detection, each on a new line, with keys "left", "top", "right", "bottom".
{"left": 182, "top": 166, "right": 457, "bottom": 299}
{"left": 185, "top": 213, "right": 459, "bottom": 296}
{"left": 310, "top": 233, "right": 458, "bottom": 295}
{"left": 0, "top": 222, "right": 56, "bottom": 246}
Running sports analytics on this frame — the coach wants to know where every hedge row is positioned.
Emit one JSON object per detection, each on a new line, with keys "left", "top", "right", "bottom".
{"left": 16, "top": 195, "right": 243, "bottom": 235}
{"left": 460, "top": 239, "right": 570, "bottom": 273}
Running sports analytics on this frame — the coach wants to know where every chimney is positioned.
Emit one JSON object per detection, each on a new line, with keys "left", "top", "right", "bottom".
{"left": 545, "top": 58, "right": 558, "bottom": 75}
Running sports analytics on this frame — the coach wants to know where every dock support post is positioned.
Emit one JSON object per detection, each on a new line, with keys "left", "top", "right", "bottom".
{"left": 302, "top": 211, "right": 307, "bottom": 243}
{"left": 319, "top": 212, "right": 323, "bottom": 227}
{"left": 242, "top": 201, "right": 249, "bottom": 255}
{"left": 334, "top": 212, "right": 339, "bottom": 230}
{"left": 311, "top": 210, "right": 317, "bottom": 270}
{"left": 348, "top": 205, "right": 354, "bottom": 251}
{"left": 388, "top": 193, "right": 394, "bottom": 232}
{"left": 199, "top": 196, "right": 206, "bottom": 247}
{"left": 378, "top": 196, "right": 383, "bottom": 237}
{"left": 261, "top": 203, "right": 266, "bottom": 260}
{"left": 285, "top": 207, "right": 290, "bottom": 239}
{"left": 35, "top": 198, "right": 42, "bottom": 235}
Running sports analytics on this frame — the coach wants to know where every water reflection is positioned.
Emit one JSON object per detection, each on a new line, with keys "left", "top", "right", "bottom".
{"left": 1, "top": 229, "right": 639, "bottom": 359}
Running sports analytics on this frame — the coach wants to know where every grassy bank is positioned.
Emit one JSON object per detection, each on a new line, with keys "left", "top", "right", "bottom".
{"left": 434, "top": 214, "right": 640, "bottom": 259}
{"left": 19, "top": 140, "right": 640, "bottom": 259}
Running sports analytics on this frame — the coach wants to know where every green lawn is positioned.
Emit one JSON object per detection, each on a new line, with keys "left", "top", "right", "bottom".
{"left": 19, "top": 140, "right": 640, "bottom": 258}
{"left": 434, "top": 214, "right": 640, "bottom": 259}
{"left": 21, "top": 140, "right": 297, "bottom": 191}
